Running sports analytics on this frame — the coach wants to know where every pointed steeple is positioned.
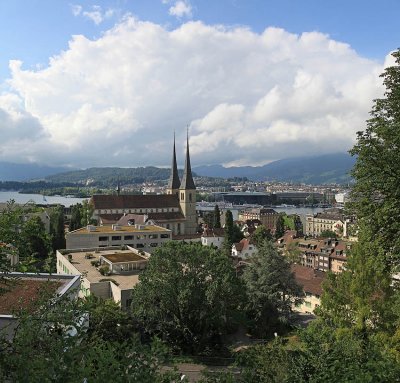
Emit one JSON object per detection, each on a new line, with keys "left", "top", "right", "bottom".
{"left": 167, "top": 132, "right": 181, "bottom": 190}
{"left": 180, "top": 129, "right": 196, "bottom": 190}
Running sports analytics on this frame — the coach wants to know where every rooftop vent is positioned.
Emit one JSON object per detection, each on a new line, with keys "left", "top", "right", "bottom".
{"left": 112, "top": 224, "right": 122, "bottom": 231}
{"left": 87, "top": 225, "right": 96, "bottom": 232}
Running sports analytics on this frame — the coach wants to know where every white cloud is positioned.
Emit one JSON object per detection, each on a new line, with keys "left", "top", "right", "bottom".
{"left": 72, "top": 4, "right": 115, "bottom": 25}
{"left": 168, "top": 1, "right": 192, "bottom": 18}
{"left": 71, "top": 4, "right": 82, "bottom": 16}
{"left": 1, "top": 18, "right": 388, "bottom": 168}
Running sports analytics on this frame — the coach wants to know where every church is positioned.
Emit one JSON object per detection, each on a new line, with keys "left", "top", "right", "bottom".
{"left": 90, "top": 135, "right": 198, "bottom": 235}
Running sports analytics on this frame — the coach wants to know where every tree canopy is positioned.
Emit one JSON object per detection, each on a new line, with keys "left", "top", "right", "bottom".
{"left": 242, "top": 241, "right": 303, "bottom": 337}
{"left": 131, "top": 241, "right": 243, "bottom": 353}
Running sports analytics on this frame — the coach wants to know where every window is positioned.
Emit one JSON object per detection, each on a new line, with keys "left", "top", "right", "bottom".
{"left": 150, "top": 243, "right": 158, "bottom": 247}
{"left": 112, "top": 236, "right": 121, "bottom": 241}
{"left": 160, "top": 233, "right": 170, "bottom": 239}
{"left": 148, "top": 234, "right": 158, "bottom": 239}
{"left": 189, "top": 193, "right": 192, "bottom": 202}
{"left": 99, "top": 236, "right": 108, "bottom": 241}
{"left": 137, "top": 234, "right": 146, "bottom": 240}
{"left": 136, "top": 243, "right": 144, "bottom": 248}
{"left": 124, "top": 235, "right": 134, "bottom": 240}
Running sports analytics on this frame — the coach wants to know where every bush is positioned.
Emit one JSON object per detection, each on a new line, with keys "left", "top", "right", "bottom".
{"left": 99, "top": 265, "right": 110, "bottom": 276}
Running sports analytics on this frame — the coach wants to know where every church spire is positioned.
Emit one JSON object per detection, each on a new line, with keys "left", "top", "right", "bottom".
{"left": 167, "top": 132, "right": 181, "bottom": 191}
{"left": 180, "top": 128, "right": 196, "bottom": 190}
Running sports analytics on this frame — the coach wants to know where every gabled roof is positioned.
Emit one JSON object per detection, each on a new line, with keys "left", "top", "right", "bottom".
{"left": 91, "top": 194, "right": 180, "bottom": 209}
{"left": 291, "top": 264, "right": 326, "bottom": 296}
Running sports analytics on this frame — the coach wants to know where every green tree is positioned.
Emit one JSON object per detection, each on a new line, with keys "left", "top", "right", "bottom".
{"left": 319, "top": 50, "right": 400, "bottom": 335}
{"left": 80, "top": 200, "right": 95, "bottom": 227}
{"left": 252, "top": 225, "right": 272, "bottom": 247}
{"left": 242, "top": 241, "right": 303, "bottom": 337}
{"left": 131, "top": 242, "right": 243, "bottom": 353}
{"left": 319, "top": 229, "right": 337, "bottom": 238}
{"left": 0, "top": 200, "right": 23, "bottom": 247}
{"left": 223, "top": 210, "right": 234, "bottom": 255}
{"left": 50, "top": 205, "right": 66, "bottom": 252}
{"left": 19, "top": 216, "right": 51, "bottom": 261}
{"left": 275, "top": 215, "right": 285, "bottom": 239}
{"left": 214, "top": 205, "right": 221, "bottom": 228}
{"left": 349, "top": 49, "right": 400, "bottom": 263}
{"left": 69, "top": 203, "right": 82, "bottom": 231}
{"left": 0, "top": 292, "right": 178, "bottom": 383}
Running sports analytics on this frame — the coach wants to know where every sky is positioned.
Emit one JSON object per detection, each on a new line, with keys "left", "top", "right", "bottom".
{"left": 0, "top": 0, "right": 399, "bottom": 169}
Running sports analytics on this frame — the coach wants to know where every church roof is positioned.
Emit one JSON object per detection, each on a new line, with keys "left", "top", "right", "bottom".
{"left": 167, "top": 135, "right": 181, "bottom": 190}
{"left": 180, "top": 133, "right": 196, "bottom": 190}
{"left": 91, "top": 194, "right": 180, "bottom": 210}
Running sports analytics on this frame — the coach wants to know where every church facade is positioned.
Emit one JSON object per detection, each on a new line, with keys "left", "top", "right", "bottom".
{"left": 90, "top": 136, "right": 198, "bottom": 235}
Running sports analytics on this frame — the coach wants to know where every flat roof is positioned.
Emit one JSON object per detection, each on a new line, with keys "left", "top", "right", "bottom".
{"left": 59, "top": 249, "right": 144, "bottom": 289}
{"left": 102, "top": 252, "right": 146, "bottom": 263}
{"left": 70, "top": 224, "right": 170, "bottom": 235}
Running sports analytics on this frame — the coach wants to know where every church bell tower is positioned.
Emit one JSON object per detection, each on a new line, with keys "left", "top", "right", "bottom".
{"left": 179, "top": 131, "right": 197, "bottom": 235}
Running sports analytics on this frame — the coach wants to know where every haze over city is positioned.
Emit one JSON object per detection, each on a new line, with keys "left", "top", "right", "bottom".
{"left": 0, "top": 0, "right": 398, "bottom": 168}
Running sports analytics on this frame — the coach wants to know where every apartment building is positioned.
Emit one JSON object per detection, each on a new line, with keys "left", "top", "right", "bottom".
{"left": 66, "top": 223, "right": 171, "bottom": 252}
{"left": 239, "top": 208, "right": 280, "bottom": 231}
{"left": 305, "top": 209, "right": 344, "bottom": 237}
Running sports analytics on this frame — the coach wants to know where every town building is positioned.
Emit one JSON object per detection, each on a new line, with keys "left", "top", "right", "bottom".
{"left": 238, "top": 208, "right": 280, "bottom": 232}
{"left": 292, "top": 265, "right": 326, "bottom": 314}
{"left": 57, "top": 246, "right": 148, "bottom": 309}
{"left": 66, "top": 223, "right": 171, "bottom": 252}
{"left": 201, "top": 228, "right": 225, "bottom": 249}
{"left": 305, "top": 208, "right": 344, "bottom": 237}
{"left": 91, "top": 135, "right": 197, "bottom": 236}
{"left": 232, "top": 238, "right": 258, "bottom": 259}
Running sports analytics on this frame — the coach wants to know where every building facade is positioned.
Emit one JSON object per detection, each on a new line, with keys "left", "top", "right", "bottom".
{"left": 91, "top": 135, "right": 197, "bottom": 235}
{"left": 66, "top": 223, "right": 171, "bottom": 252}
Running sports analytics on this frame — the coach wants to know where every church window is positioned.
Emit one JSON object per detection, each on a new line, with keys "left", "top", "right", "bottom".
{"left": 189, "top": 193, "right": 192, "bottom": 202}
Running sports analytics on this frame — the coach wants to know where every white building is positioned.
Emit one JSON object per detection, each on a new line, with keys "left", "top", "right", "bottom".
{"left": 66, "top": 223, "right": 171, "bottom": 252}
{"left": 201, "top": 228, "right": 225, "bottom": 249}
{"left": 232, "top": 238, "right": 258, "bottom": 259}
{"left": 57, "top": 246, "right": 149, "bottom": 309}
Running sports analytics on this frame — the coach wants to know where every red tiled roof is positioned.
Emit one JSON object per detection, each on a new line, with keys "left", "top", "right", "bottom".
{"left": 91, "top": 194, "right": 180, "bottom": 209}
{"left": 202, "top": 228, "right": 225, "bottom": 237}
{"left": 291, "top": 264, "right": 326, "bottom": 296}
{"left": 0, "top": 279, "right": 62, "bottom": 315}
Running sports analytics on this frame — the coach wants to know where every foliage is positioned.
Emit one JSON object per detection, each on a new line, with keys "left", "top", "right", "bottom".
{"left": 242, "top": 241, "right": 303, "bottom": 337}
{"left": 69, "top": 203, "right": 82, "bottom": 231}
{"left": 131, "top": 242, "right": 244, "bottom": 353}
{"left": 214, "top": 205, "right": 221, "bottom": 228}
{"left": 349, "top": 49, "right": 400, "bottom": 265}
{"left": 319, "top": 229, "right": 337, "bottom": 238}
{"left": 0, "top": 200, "right": 23, "bottom": 247}
{"left": 0, "top": 291, "right": 179, "bottom": 383}
{"left": 19, "top": 216, "right": 51, "bottom": 261}
{"left": 223, "top": 210, "right": 234, "bottom": 255}
{"left": 49, "top": 205, "right": 66, "bottom": 252}
{"left": 275, "top": 214, "right": 285, "bottom": 239}
{"left": 252, "top": 225, "right": 272, "bottom": 247}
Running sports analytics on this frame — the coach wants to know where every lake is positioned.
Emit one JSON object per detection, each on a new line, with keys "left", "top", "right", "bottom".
{"left": 0, "top": 191, "right": 87, "bottom": 207}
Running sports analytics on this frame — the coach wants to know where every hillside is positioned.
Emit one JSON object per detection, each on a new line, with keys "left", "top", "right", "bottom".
{"left": 194, "top": 153, "right": 356, "bottom": 184}
{"left": 44, "top": 166, "right": 186, "bottom": 187}
{"left": 0, "top": 162, "right": 72, "bottom": 182}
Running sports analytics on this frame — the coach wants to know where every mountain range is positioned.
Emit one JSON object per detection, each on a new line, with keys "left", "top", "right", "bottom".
{"left": 0, "top": 162, "right": 73, "bottom": 182}
{"left": 0, "top": 153, "right": 356, "bottom": 185}
{"left": 194, "top": 153, "right": 356, "bottom": 184}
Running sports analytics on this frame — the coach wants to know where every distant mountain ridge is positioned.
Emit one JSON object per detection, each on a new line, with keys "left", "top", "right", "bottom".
{"left": 194, "top": 153, "right": 356, "bottom": 184}
{"left": 0, "top": 153, "right": 355, "bottom": 185}
{"left": 0, "top": 162, "right": 73, "bottom": 182}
